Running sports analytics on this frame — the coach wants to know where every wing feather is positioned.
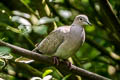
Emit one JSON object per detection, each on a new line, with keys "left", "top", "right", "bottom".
{"left": 37, "top": 26, "right": 70, "bottom": 56}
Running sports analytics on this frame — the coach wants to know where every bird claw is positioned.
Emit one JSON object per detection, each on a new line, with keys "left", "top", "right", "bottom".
{"left": 64, "top": 60, "right": 72, "bottom": 70}
{"left": 53, "top": 56, "right": 59, "bottom": 66}
{"left": 52, "top": 57, "right": 72, "bottom": 69}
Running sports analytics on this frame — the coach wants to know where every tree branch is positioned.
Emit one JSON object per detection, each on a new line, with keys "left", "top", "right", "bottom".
{"left": 0, "top": 40, "right": 111, "bottom": 80}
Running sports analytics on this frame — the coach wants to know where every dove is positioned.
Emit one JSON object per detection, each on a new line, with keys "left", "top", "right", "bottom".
{"left": 15, "top": 14, "right": 92, "bottom": 67}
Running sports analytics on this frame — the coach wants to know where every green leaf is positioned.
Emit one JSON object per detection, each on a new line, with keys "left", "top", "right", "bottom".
{"left": 21, "top": 0, "right": 31, "bottom": 4}
{"left": 43, "top": 75, "right": 52, "bottom": 80}
{"left": 38, "top": 17, "right": 58, "bottom": 25}
{"left": 50, "top": 0, "right": 64, "bottom": 3}
{"left": 0, "top": 46, "right": 11, "bottom": 53}
{"left": 33, "top": 25, "right": 48, "bottom": 35}
{"left": 83, "top": 62, "right": 92, "bottom": 69}
{"left": 0, "top": 59, "right": 4, "bottom": 67}
{"left": 0, "top": 46, "right": 13, "bottom": 59}
{"left": 42, "top": 69, "right": 53, "bottom": 78}
{"left": 18, "top": 25, "right": 32, "bottom": 36}
{"left": 59, "top": 10, "right": 72, "bottom": 19}
{"left": 62, "top": 74, "right": 72, "bottom": 80}
{"left": 85, "top": 25, "right": 95, "bottom": 32}
{"left": 30, "top": 77, "right": 42, "bottom": 80}
{"left": 12, "top": 11, "right": 30, "bottom": 18}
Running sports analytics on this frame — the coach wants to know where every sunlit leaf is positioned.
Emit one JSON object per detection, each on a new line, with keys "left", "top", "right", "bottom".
{"left": 13, "top": 10, "right": 30, "bottom": 18}
{"left": 98, "top": 56, "right": 111, "bottom": 64}
{"left": 43, "top": 75, "right": 52, "bottom": 80}
{"left": 0, "top": 53, "right": 13, "bottom": 59}
{"left": 12, "top": 16, "right": 31, "bottom": 26}
{"left": 18, "top": 25, "right": 32, "bottom": 36}
{"left": 0, "top": 78, "right": 4, "bottom": 80}
{"left": 0, "top": 59, "right": 4, "bottom": 67}
{"left": 15, "top": 57, "right": 34, "bottom": 63}
{"left": 42, "top": 69, "right": 53, "bottom": 77}
{"left": 62, "top": 74, "right": 71, "bottom": 80}
{"left": 21, "top": 0, "right": 31, "bottom": 4}
{"left": 33, "top": 25, "right": 48, "bottom": 35}
{"left": 59, "top": 10, "right": 72, "bottom": 19}
{"left": 108, "top": 65, "right": 116, "bottom": 75}
{"left": 49, "top": 0, "right": 64, "bottom": 3}
{"left": 38, "top": 17, "right": 59, "bottom": 25}
{"left": 85, "top": 25, "right": 95, "bottom": 32}
{"left": 81, "top": 0, "right": 89, "bottom": 3}
{"left": 0, "top": 46, "right": 13, "bottom": 59}
{"left": 83, "top": 62, "right": 92, "bottom": 69}
{"left": 30, "top": 77, "right": 41, "bottom": 80}
{"left": 0, "top": 46, "right": 11, "bottom": 53}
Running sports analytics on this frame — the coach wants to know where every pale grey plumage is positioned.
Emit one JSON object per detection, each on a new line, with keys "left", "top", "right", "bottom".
{"left": 35, "top": 25, "right": 84, "bottom": 59}
{"left": 34, "top": 14, "right": 91, "bottom": 59}
{"left": 15, "top": 14, "right": 91, "bottom": 63}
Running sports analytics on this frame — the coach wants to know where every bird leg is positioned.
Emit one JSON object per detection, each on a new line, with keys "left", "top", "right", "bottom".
{"left": 52, "top": 57, "right": 72, "bottom": 69}
{"left": 53, "top": 56, "right": 60, "bottom": 66}
{"left": 63, "top": 59, "right": 72, "bottom": 70}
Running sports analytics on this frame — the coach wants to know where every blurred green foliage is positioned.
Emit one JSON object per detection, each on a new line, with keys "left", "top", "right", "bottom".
{"left": 0, "top": 0, "right": 120, "bottom": 80}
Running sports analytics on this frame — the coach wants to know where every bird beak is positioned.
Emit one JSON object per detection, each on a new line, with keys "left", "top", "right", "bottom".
{"left": 87, "top": 21, "right": 92, "bottom": 26}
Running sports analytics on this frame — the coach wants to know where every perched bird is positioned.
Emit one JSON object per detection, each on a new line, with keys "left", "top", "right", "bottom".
{"left": 15, "top": 14, "right": 91, "bottom": 66}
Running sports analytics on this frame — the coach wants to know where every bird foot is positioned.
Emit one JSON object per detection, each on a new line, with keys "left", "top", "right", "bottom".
{"left": 64, "top": 60, "right": 72, "bottom": 70}
{"left": 53, "top": 56, "right": 60, "bottom": 66}
{"left": 52, "top": 57, "right": 72, "bottom": 69}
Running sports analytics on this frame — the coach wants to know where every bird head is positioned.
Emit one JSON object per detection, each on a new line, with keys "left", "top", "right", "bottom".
{"left": 73, "top": 14, "right": 92, "bottom": 26}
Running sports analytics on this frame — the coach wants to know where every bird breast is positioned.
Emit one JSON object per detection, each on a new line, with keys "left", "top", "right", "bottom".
{"left": 69, "top": 25, "right": 85, "bottom": 44}
{"left": 53, "top": 25, "right": 85, "bottom": 59}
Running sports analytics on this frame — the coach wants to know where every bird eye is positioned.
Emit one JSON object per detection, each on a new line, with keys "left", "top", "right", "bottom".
{"left": 79, "top": 18, "right": 82, "bottom": 20}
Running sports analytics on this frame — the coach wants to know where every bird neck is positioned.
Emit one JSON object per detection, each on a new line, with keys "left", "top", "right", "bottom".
{"left": 71, "top": 23, "right": 84, "bottom": 30}
{"left": 69, "top": 24, "right": 85, "bottom": 44}
{"left": 70, "top": 24, "right": 84, "bottom": 36}
{"left": 71, "top": 22, "right": 84, "bottom": 27}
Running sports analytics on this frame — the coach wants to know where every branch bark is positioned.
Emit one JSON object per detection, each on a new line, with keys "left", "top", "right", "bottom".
{"left": 0, "top": 40, "right": 110, "bottom": 80}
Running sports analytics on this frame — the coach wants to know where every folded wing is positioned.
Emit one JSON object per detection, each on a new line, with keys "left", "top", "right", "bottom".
{"left": 36, "top": 26, "right": 70, "bottom": 56}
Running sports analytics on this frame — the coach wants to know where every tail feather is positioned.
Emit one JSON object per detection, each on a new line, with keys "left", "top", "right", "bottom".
{"left": 32, "top": 47, "right": 37, "bottom": 52}
{"left": 32, "top": 47, "right": 43, "bottom": 54}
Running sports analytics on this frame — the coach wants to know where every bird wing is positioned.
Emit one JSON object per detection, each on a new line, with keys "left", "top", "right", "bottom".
{"left": 36, "top": 26, "right": 70, "bottom": 56}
